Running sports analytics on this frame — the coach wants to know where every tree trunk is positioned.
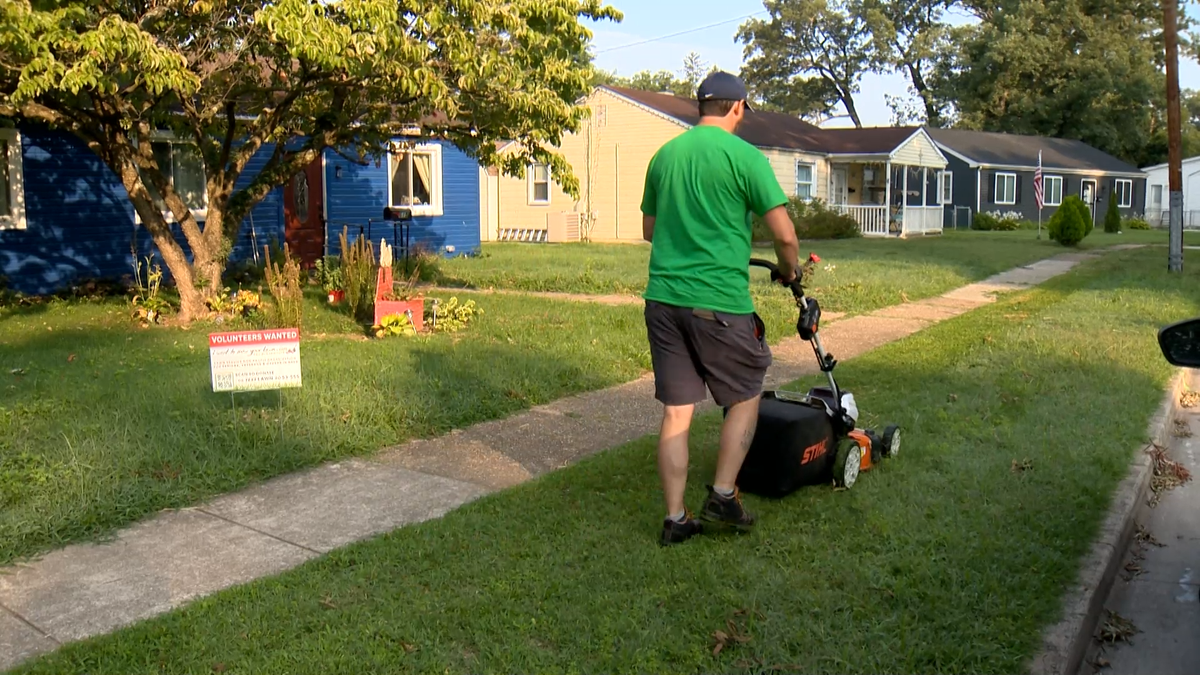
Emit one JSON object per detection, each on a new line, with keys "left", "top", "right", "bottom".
{"left": 114, "top": 159, "right": 218, "bottom": 323}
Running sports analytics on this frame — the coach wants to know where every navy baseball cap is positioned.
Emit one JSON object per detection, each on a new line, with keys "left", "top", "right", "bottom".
{"left": 697, "top": 71, "right": 753, "bottom": 110}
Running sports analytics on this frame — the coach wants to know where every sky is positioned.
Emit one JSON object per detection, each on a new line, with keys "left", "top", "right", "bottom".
{"left": 586, "top": 0, "right": 1200, "bottom": 128}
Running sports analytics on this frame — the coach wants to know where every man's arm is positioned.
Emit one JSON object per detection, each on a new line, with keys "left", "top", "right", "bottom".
{"left": 642, "top": 215, "right": 655, "bottom": 242}
{"left": 762, "top": 205, "right": 800, "bottom": 282}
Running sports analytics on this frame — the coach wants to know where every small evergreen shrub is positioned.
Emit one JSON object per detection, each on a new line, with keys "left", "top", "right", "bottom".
{"left": 1104, "top": 192, "right": 1121, "bottom": 233}
{"left": 1048, "top": 195, "right": 1091, "bottom": 246}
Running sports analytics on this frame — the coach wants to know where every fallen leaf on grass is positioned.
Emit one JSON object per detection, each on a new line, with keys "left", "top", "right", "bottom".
{"left": 67, "top": 354, "right": 76, "bottom": 362}
{"left": 947, "top": 393, "right": 958, "bottom": 402}
{"left": 1098, "top": 610, "right": 1139, "bottom": 644}
{"left": 711, "top": 618, "right": 752, "bottom": 657}
{"left": 212, "top": 664, "right": 227, "bottom": 673}
{"left": 1011, "top": 458, "right": 1034, "bottom": 473}
{"left": 319, "top": 595, "right": 337, "bottom": 610}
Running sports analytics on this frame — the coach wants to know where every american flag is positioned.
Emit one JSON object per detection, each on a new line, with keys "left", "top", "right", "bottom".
{"left": 1034, "top": 150, "right": 1044, "bottom": 210}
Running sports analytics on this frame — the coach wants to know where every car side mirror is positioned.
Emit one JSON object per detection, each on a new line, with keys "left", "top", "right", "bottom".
{"left": 1158, "top": 317, "right": 1200, "bottom": 367}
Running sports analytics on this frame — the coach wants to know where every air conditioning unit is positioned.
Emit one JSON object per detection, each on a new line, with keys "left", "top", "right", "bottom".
{"left": 546, "top": 212, "right": 581, "bottom": 243}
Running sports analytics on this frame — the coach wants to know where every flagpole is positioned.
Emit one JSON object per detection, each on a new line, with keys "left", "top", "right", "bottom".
{"left": 1036, "top": 149, "right": 1043, "bottom": 240}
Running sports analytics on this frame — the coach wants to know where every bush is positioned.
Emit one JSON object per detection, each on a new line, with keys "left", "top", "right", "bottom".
{"left": 1123, "top": 216, "right": 1151, "bottom": 230}
{"left": 1048, "top": 195, "right": 1091, "bottom": 246}
{"left": 1104, "top": 192, "right": 1121, "bottom": 233}
{"left": 263, "top": 244, "right": 304, "bottom": 329}
{"left": 972, "top": 210, "right": 1034, "bottom": 231}
{"left": 752, "top": 197, "right": 862, "bottom": 241}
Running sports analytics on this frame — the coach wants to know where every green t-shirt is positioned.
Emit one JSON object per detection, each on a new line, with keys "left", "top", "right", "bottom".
{"left": 640, "top": 125, "right": 789, "bottom": 315}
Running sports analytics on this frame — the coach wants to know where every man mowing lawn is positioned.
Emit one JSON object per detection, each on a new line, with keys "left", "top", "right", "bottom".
{"left": 640, "top": 71, "right": 802, "bottom": 546}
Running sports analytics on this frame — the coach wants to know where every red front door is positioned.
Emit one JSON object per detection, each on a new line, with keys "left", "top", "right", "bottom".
{"left": 283, "top": 157, "right": 325, "bottom": 267}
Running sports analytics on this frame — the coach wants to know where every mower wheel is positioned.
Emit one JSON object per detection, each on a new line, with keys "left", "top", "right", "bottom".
{"left": 882, "top": 425, "right": 901, "bottom": 458}
{"left": 833, "top": 439, "right": 861, "bottom": 489}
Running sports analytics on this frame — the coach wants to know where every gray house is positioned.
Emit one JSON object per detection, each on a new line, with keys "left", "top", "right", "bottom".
{"left": 926, "top": 128, "right": 1147, "bottom": 229}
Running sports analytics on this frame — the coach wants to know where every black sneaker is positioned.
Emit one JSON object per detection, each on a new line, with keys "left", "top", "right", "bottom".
{"left": 660, "top": 511, "right": 703, "bottom": 546}
{"left": 699, "top": 485, "right": 756, "bottom": 531}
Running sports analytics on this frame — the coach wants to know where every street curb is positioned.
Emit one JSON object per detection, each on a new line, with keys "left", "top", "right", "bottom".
{"left": 1026, "top": 369, "right": 1187, "bottom": 675}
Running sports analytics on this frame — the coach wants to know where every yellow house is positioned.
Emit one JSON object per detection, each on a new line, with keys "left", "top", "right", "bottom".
{"left": 481, "top": 86, "right": 950, "bottom": 242}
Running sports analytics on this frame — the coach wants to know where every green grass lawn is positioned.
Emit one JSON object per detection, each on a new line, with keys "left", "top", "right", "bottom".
{"left": 436, "top": 229, "right": 1200, "bottom": 317}
{"left": 16, "top": 247, "right": 1199, "bottom": 675}
{"left": 0, "top": 289, "right": 657, "bottom": 566}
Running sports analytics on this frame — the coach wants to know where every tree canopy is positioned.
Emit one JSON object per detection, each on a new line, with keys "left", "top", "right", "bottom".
{"left": 0, "top": 0, "right": 619, "bottom": 320}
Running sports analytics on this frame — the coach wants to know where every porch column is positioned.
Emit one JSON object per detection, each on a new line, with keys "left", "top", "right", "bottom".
{"left": 922, "top": 166, "right": 929, "bottom": 234}
{"left": 901, "top": 164, "right": 909, "bottom": 237}
{"left": 884, "top": 161, "right": 892, "bottom": 233}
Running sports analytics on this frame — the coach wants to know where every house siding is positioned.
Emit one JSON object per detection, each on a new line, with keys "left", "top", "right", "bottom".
{"left": 762, "top": 149, "right": 827, "bottom": 202}
{"left": 1142, "top": 159, "right": 1200, "bottom": 226}
{"left": 891, "top": 131, "right": 946, "bottom": 168}
{"left": 0, "top": 124, "right": 284, "bottom": 295}
{"left": 494, "top": 88, "right": 690, "bottom": 242}
{"left": 976, "top": 168, "right": 1145, "bottom": 225}
{"left": 323, "top": 140, "right": 481, "bottom": 258}
{"left": 938, "top": 153, "right": 978, "bottom": 228}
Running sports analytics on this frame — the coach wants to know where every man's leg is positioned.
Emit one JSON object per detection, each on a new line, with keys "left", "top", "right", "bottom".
{"left": 658, "top": 403, "right": 695, "bottom": 518}
{"left": 690, "top": 310, "right": 772, "bottom": 531}
{"left": 713, "top": 394, "right": 761, "bottom": 492}
{"left": 645, "top": 301, "right": 708, "bottom": 545}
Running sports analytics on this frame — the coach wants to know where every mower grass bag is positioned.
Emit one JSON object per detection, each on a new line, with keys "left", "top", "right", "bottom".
{"left": 736, "top": 392, "right": 838, "bottom": 498}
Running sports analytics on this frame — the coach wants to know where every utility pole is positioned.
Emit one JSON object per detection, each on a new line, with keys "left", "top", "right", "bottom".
{"left": 1165, "top": 0, "right": 1184, "bottom": 272}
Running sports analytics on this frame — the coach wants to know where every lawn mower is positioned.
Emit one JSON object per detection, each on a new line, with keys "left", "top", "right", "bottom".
{"left": 728, "top": 257, "right": 901, "bottom": 498}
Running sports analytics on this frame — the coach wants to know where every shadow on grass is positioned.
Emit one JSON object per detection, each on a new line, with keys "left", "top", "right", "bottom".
{"left": 12, "top": 319, "right": 1178, "bottom": 674}
{"left": 0, "top": 310, "right": 634, "bottom": 567}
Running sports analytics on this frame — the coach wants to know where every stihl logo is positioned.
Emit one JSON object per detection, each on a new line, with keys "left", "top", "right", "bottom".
{"left": 801, "top": 438, "right": 828, "bottom": 464}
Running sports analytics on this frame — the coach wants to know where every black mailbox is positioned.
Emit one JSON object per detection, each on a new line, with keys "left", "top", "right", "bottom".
{"left": 383, "top": 206, "right": 413, "bottom": 222}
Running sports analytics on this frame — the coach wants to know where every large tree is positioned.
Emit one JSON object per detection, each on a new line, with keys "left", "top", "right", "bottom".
{"left": 949, "top": 0, "right": 1190, "bottom": 164}
{"left": 737, "top": 0, "right": 873, "bottom": 126}
{"left": 0, "top": 0, "right": 619, "bottom": 321}
{"left": 851, "top": 0, "right": 956, "bottom": 126}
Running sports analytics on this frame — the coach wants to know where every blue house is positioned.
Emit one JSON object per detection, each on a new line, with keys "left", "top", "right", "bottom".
{"left": 0, "top": 123, "right": 483, "bottom": 295}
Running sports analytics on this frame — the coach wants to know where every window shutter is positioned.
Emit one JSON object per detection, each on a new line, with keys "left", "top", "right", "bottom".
{"left": 1014, "top": 175, "right": 1022, "bottom": 203}
{"left": 988, "top": 172, "right": 995, "bottom": 203}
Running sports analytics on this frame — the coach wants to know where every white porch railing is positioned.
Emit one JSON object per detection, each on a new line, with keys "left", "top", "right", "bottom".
{"left": 902, "top": 206, "right": 943, "bottom": 235}
{"left": 831, "top": 205, "right": 889, "bottom": 236}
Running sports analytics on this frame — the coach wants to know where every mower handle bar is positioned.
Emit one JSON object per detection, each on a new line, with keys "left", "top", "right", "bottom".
{"left": 749, "top": 258, "right": 805, "bottom": 302}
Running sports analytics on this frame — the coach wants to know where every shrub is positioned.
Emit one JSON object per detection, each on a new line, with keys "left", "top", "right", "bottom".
{"left": 972, "top": 210, "right": 1029, "bottom": 231}
{"left": 751, "top": 197, "right": 861, "bottom": 241}
{"left": 392, "top": 243, "right": 443, "bottom": 284}
{"left": 425, "top": 296, "right": 483, "bottom": 333}
{"left": 1123, "top": 216, "right": 1151, "bottom": 230}
{"left": 1071, "top": 198, "right": 1095, "bottom": 237}
{"left": 314, "top": 256, "right": 343, "bottom": 293}
{"left": 339, "top": 226, "right": 377, "bottom": 323}
{"left": 1048, "top": 195, "right": 1091, "bottom": 246}
{"left": 263, "top": 244, "right": 304, "bottom": 329}
{"left": 1104, "top": 192, "right": 1121, "bottom": 233}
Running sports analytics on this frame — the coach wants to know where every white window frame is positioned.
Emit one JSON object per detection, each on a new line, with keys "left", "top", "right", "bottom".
{"left": 1043, "top": 175, "right": 1063, "bottom": 207}
{"left": 386, "top": 142, "right": 444, "bottom": 217}
{"left": 938, "top": 170, "right": 954, "bottom": 204}
{"left": 994, "top": 172, "right": 1017, "bottom": 205}
{"left": 527, "top": 162, "right": 551, "bottom": 205}
{"left": 795, "top": 160, "right": 815, "bottom": 201}
{"left": 1115, "top": 178, "right": 1133, "bottom": 208}
{"left": 133, "top": 132, "right": 209, "bottom": 225}
{"left": 0, "top": 128, "right": 27, "bottom": 231}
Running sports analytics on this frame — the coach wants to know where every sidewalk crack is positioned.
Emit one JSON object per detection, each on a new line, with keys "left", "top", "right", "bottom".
{"left": 0, "top": 601, "right": 59, "bottom": 644}
{"left": 195, "top": 509, "right": 323, "bottom": 555}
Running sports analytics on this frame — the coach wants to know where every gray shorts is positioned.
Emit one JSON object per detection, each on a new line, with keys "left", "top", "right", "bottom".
{"left": 644, "top": 300, "right": 773, "bottom": 408}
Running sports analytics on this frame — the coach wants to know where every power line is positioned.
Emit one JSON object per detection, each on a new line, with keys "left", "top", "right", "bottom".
{"left": 593, "top": 11, "right": 769, "bottom": 54}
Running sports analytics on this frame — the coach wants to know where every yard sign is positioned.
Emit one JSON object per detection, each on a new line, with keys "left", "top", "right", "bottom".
{"left": 208, "top": 329, "right": 302, "bottom": 393}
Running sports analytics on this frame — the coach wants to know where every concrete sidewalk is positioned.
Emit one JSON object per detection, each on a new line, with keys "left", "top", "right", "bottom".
{"left": 1079, "top": 368, "right": 1200, "bottom": 675}
{"left": 0, "top": 248, "right": 1120, "bottom": 671}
